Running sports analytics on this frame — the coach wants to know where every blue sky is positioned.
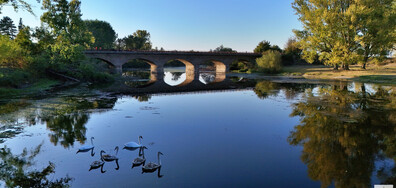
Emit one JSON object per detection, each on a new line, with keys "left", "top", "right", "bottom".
{"left": 1, "top": 0, "right": 301, "bottom": 52}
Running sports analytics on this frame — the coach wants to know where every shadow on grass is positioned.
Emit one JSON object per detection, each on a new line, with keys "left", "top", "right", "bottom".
{"left": 354, "top": 75, "right": 396, "bottom": 84}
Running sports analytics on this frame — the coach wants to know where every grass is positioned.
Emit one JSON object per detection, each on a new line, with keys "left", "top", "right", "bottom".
{"left": 0, "top": 78, "right": 60, "bottom": 98}
{"left": 281, "top": 63, "right": 396, "bottom": 84}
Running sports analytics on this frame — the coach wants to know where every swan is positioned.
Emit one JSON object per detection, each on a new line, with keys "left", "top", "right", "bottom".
{"left": 100, "top": 146, "right": 119, "bottom": 162}
{"left": 77, "top": 137, "right": 95, "bottom": 156}
{"left": 89, "top": 158, "right": 105, "bottom": 172}
{"left": 142, "top": 151, "right": 163, "bottom": 172}
{"left": 132, "top": 146, "right": 148, "bottom": 168}
{"left": 124, "top": 136, "right": 144, "bottom": 149}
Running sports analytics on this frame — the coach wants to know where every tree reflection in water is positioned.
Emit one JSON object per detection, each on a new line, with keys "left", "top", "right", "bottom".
{"left": 199, "top": 73, "right": 216, "bottom": 84}
{"left": 0, "top": 144, "right": 72, "bottom": 187}
{"left": 42, "top": 97, "right": 117, "bottom": 148}
{"left": 288, "top": 83, "right": 396, "bottom": 187}
{"left": 132, "top": 95, "right": 152, "bottom": 102}
{"left": 253, "top": 81, "right": 279, "bottom": 99}
{"left": 0, "top": 96, "right": 117, "bottom": 149}
{"left": 171, "top": 72, "right": 183, "bottom": 81}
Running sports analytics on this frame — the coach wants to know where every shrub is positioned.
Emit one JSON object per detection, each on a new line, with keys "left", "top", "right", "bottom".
{"left": 78, "top": 62, "right": 114, "bottom": 83}
{"left": 256, "top": 50, "right": 282, "bottom": 73}
{"left": 0, "top": 69, "right": 32, "bottom": 88}
{"left": 0, "top": 35, "right": 26, "bottom": 68}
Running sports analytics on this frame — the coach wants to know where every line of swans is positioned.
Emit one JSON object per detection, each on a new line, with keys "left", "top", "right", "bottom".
{"left": 77, "top": 136, "right": 163, "bottom": 176}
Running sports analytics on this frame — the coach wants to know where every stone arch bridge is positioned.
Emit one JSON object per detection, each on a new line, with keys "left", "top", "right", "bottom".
{"left": 84, "top": 50, "right": 261, "bottom": 75}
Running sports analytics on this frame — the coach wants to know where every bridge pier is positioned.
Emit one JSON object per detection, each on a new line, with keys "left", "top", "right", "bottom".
{"left": 115, "top": 65, "right": 123, "bottom": 74}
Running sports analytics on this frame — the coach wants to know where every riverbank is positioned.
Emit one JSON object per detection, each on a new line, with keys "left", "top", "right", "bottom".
{"left": 2, "top": 63, "right": 396, "bottom": 99}
{"left": 280, "top": 63, "right": 396, "bottom": 85}
{"left": 0, "top": 78, "right": 61, "bottom": 99}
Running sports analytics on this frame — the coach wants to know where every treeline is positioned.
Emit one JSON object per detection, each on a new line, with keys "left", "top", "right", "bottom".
{"left": 249, "top": 0, "right": 395, "bottom": 73}
{"left": 214, "top": 39, "right": 303, "bottom": 73}
{"left": 0, "top": 0, "right": 161, "bottom": 88}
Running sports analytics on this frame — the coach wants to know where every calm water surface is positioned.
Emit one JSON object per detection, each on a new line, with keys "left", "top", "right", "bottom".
{"left": 1, "top": 72, "right": 396, "bottom": 187}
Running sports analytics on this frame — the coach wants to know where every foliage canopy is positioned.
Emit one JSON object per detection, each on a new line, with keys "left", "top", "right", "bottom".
{"left": 293, "top": 0, "right": 396, "bottom": 69}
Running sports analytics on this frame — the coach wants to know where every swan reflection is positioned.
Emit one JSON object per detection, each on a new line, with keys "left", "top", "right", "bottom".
{"left": 132, "top": 146, "right": 148, "bottom": 168}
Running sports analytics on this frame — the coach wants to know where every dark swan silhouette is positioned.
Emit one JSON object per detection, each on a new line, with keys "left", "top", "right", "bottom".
{"left": 132, "top": 146, "right": 148, "bottom": 168}
{"left": 89, "top": 158, "right": 106, "bottom": 173}
{"left": 101, "top": 146, "right": 119, "bottom": 162}
{"left": 142, "top": 151, "right": 163, "bottom": 172}
{"left": 100, "top": 146, "right": 120, "bottom": 170}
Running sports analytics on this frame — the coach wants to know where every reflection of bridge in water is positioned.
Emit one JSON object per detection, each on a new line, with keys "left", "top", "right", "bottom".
{"left": 85, "top": 50, "right": 262, "bottom": 95}
{"left": 123, "top": 72, "right": 254, "bottom": 95}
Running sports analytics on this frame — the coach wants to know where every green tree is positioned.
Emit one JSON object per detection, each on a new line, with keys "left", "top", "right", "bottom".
{"left": 256, "top": 50, "right": 282, "bottom": 73}
{"left": 254, "top": 40, "right": 282, "bottom": 53}
{"left": 0, "top": 34, "right": 25, "bottom": 68}
{"left": 14, "top": 25, "right": 32, "bottom": 53}
{"left": 0, "top": 0, "right": 35, "bottom": 15}
{"left": 214, "top": 45, "right": 235, "bottom": 52}
{"left": 122, "top": 30, "right": 152, "bottom": 50}
{"left": 40, "top": 0, "right": 94, "bottom": 66}
{"left": 0, "top": 16, "right": 17, "bottom": 39}
{"left": 353, "top": 0, "right": 396, "bottom": 69}
{"left": 293, "top": 0, "right": 395, "bottom": 70}
{"left": 84, "top": 19, "right": 116, "bottom": 49}
{"left": 17, "top": 17, "right": 22, "bottom": 30}
{"left": 283, "top": 37, "right": 303, "bottom": 65}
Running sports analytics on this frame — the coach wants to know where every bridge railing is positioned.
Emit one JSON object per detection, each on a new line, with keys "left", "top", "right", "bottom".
{"left": 85, "top": 48, "right": 261, "bottom": 55}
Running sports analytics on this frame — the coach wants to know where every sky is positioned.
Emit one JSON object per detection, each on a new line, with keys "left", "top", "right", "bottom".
{"left": 1, "top": 0, "right": 301, "bottom": 52}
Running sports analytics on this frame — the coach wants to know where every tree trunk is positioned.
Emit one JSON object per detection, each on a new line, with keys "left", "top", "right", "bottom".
{"left": 362, "top": 63, "right": 366, "bottom": 69}
{"left": 362, "top": 56, "right": 368, "bottom": 69}
{"left": 342, "top": 64, "right": 350, "bottom": 70}
{"left": 333, "top": 64, "right": 339, "bottom": 70}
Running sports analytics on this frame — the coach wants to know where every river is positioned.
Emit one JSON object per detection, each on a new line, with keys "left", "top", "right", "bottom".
{"left": 0, "top": 69, "right": 395, "bottom": 187}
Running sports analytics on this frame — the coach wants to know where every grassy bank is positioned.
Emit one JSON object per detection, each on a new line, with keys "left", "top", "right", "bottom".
{"left": 281, "top": 63, "right": 396, "bottom": 84}
{"left": 0, "top": 78, "right": 61, "bottom": 98}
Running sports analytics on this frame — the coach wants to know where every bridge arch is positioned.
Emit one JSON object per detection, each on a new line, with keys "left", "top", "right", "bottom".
{"left": 198, "top": 60, "right": 227, "bottom": 84}
{"left": 230, "top": 58, "right": 255, "bottom": 73}
{"left": 95, "top": 58, "right": 116, "bottom": 67}
{"left": 163, "top": 59, "right": 195, "bottom": 87}
{"left": 123, "top": 58, "right": 158, "bottom": 73}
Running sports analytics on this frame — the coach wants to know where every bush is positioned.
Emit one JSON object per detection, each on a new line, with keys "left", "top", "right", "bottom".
{"left": 0, "top": 69, "right": 32, "bottom": 88}
{"left": 256, "top": 50, "right": 282, "bottom": 73}
{"left": 78, "top": 62, "right": 114, "bottom": 83}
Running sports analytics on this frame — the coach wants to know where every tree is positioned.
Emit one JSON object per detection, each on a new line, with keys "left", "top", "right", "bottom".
{"left": 254, "top": 40, "right": 282, "bottom": 53}
{"left": 0, "top": 16, "right": 17, "bottom": 39}
{"left": 121, "top": 30, "right": 152, "bottom": 50}
{"left": 40, "top": 0, "right": 94, "bottom": 66}
{"left": 256, "top": 50, "right": 282, "bottom": 73}
{"left": 0, "top": 0, "right": 35, "bottom": 15}
{"left": 214, "top": 45, "right": 235, "bottom": 52}
{"left": 353, "top": 0, "right": 396, "bottom": 69}
{"left": 283, "top": 37, "right": 303, "bottom": 64}
{"left": 17, "top": 17, "right": 23, "bottom": 30}
{"left": 84, "top": 19, "right": 116, "bottom": 49}
{"left": 292, "top": 0, "right": 395, "bottom": 70}
{"left": 14, "top": 25, "right": 33, "bottom": 53}
{"left": 0, "top": 34, "right": 25, "bottom": 68}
